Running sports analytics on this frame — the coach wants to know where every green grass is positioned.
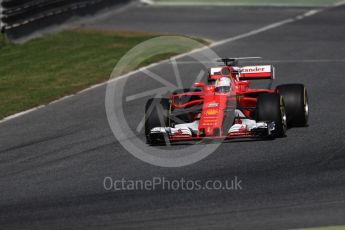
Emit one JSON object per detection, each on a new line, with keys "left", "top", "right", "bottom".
{"left": 154, "top": 0, "right": 341, "bottom": 6}
{"left": 0, "top": 29, "right": 206, "bottom": 119}
{"left": 0, "top": 33, "right": 7, "bottom": 48}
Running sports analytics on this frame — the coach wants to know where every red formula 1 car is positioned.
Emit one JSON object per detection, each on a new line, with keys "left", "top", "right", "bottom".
{"left": 145, "top": 58, "right": 309, "bottom": 145}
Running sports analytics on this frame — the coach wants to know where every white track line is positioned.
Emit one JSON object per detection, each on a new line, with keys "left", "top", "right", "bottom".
{"left": 334, "top": 0, "right": 345, "bottom": 6}
{"left": 1, "top": 2, "right": 344, "bottom": 124}
{"left": 0, "top": 106, "right": 45, "bottom": 123}
{"left": 140, "top": 0, "right": 155, "bottom": 5}
{"left": 151, "top": 2, "right": 332, "bottom": 7}
{"left": 150, "top": 0, "right": 345, "bottom": 7}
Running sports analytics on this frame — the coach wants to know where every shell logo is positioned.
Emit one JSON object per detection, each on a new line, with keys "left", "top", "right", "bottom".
{"left": 205, "top": 109, "right": 218, "bottom": 116}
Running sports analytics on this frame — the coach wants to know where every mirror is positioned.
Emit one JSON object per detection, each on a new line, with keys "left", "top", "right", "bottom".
{"left": 193, "top": 82, "right": 205, "bottom": 88}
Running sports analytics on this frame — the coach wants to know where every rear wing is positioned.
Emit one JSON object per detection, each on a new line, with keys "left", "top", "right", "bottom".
{"left": 239, "top": 65, "right": 275, "bottom": 80}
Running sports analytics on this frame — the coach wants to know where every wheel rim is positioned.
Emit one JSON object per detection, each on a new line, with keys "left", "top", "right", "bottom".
{"left": 281, "top": 106, "right": 287, "bottom": 133}
{"left": 280, "top": 96, "right": 287, "bottom": 133}
{"left": 304, "top": 88, "right": 309, "bottom": 122}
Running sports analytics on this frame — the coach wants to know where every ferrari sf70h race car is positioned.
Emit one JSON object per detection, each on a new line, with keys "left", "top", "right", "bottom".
{"left": 145, "top": 58, "right": 309, "bottom": 145}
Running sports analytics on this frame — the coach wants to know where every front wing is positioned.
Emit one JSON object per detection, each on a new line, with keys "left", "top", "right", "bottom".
{"left": 148, "top": 121, "right": 276, "bottom": 143}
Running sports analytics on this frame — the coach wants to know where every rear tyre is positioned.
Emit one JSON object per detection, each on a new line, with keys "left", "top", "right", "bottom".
{"left": 145, "top": 98, "right": 170, "bottom": 145}
{"left": 276, "top": 84, "right": 309, "bottom": 127}
{"left": 257, "top": 93, "right": 287, "bottom": 137}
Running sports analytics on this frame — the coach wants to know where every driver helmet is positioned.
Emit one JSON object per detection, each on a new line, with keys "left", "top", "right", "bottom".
{"left": 215, "top": 77, "right": 231, "bottom": 93}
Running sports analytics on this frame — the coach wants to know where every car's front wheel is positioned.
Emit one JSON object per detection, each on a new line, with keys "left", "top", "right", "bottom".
{"left": 257, "top": 93, "right": 287, "bottom": 137}
{"left": 276, "top": 84, "right": 309, "bottom": 127}
{"left": 145, "top": 98, "right": 170, "bottom": 145}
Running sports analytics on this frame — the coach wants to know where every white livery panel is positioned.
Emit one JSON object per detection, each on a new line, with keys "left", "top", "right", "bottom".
{"left": 239, "top": 65, "right": 274, "bottom": 79}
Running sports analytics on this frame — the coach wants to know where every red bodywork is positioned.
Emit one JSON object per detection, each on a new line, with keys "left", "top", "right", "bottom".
{"left": 168, "top": 65, "right": 275, "bottom": 141}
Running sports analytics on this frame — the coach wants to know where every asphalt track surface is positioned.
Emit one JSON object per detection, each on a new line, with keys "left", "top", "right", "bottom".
{"left": 1, "top": 4, "right": 345, "bottom": 230}
{"left": 86, "top": 5, "right": 309, "bottom": 41}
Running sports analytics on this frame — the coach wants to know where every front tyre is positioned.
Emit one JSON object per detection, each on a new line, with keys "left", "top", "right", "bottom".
{"left": 257, "top": 93, "right": 287, "bottom": 137}
{"left": 276, "top": 84, "right": 309, "bottom": 127}
{"left": 145, "top": 98, "right": 170, "bottom": 145}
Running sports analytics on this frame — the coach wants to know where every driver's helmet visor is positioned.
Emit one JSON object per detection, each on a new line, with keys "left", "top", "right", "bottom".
{"left": 215, "top": 86, "right": 231, "bottom": 93}
{"left": 215, "top": 77, "right": 231, "bottom": 93}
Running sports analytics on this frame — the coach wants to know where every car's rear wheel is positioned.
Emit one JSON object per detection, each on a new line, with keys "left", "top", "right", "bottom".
{"left": 145, "top": 98, "right": 170, "bottom": 145}
{"left": 276, "top": 84, "right": 309, "bottom": 127}
{"left": 257, "top": 93, "right": 287, "bottom": 137}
